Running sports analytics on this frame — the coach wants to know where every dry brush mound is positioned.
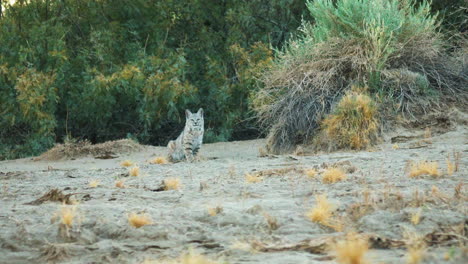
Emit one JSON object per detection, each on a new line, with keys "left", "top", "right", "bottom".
{"left": 35, "top": 139, "right": 143, "bottom": 161}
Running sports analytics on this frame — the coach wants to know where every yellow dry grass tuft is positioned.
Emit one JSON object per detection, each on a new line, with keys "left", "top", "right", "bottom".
{"left": 121, "top": 160, "right": 134, "bottom": 167}
{"left": 404, "top": 232, "right": 426, "bottom": 264}
{"left": 406, "top": 246, "right": 425, "bottom": 264}
{"left": 306, "top": 194, "right": 340, "bottom": 230}
{"left": 59, "top": 206, "right": 77, "bottom": 228}
{"left": 128, "top": 212, "right": 152, "bottom": 228}
{"left": 207, "top": 206, "right": 223, "bottom": 216}
{"left": 129, "top": 166, "right": 140, "bottom": 177}
{"left": 115, "top": 179, "right": 125, "bottom": 188}
{"left": 409, "top": 161, "right": 440, "bottom": 178}
{"left": 245, "top": 173, "right": 263, "bottom": 183}
{"left": 332, "top": 233, "right": 369, "bottom": 264}
{"left": 305, "top": 168, "right": 318, "bottom": 178}
{"left": 88, "top": 180, "right": 100, "bottom": 188}
{"left": 320, "top": 90, "right": 379, "bottom": 150}
{"left": 163, "top": 177, "right": 181, "bottom": 191}
{"left": 150, "top": 156, "right": 169, "bottom": 165}
{"left": 410, "top": 209, "right": 422, "bottom": 225}
{"left": 446, "top": 158, "right": 455, "bottom": 176}
{"left": 392, "top": 144, "right": 400, "bottom": 150}
{"left": 322, "top": 168, "right": 346, "bottom": 184}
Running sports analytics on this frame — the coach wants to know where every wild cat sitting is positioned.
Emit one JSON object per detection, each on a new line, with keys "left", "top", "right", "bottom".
{"left": 167, "top": 108, "right": 204, "bottom": 162}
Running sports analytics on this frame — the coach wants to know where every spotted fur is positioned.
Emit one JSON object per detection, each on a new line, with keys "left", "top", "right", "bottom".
{"left": 167, "top": 108, "right": 204, "bottom": 162}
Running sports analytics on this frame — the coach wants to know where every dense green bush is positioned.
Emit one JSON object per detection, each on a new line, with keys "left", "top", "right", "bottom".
{"left": 255, "top": 0, "right": 467, "bottom": 153}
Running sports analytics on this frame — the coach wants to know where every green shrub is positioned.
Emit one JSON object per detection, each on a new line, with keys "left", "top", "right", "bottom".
{"left": 255, "top": 0, "right": 467, "bottom": 153}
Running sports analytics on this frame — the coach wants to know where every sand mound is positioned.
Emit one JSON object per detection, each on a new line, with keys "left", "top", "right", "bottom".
{"left": 35, "top": 139, "right": 143, "bottom": 161}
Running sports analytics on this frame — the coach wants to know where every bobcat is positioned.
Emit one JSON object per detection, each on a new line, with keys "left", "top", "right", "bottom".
{"left": 167, "top": 108, "right": 204, "bottom": 162}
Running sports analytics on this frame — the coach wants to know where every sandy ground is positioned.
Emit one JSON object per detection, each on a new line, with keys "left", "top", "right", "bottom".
{"left": 0, "top": 125, "right": 466, "bottom": 263}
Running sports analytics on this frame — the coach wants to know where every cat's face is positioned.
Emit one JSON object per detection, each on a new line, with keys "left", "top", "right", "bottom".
{"left": 185, "top": 108, "right": 204, "bottom": 131}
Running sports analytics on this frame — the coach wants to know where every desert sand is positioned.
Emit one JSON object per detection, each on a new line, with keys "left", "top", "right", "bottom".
{"left": 0, "top": 122, "right": 466, "bottom": 263}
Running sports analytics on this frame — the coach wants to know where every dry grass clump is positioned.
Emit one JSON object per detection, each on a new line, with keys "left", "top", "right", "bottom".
{"left": 263, "top": 212, "right": 279, "bottom": 230}
{"left": 409, "top": 161, "right": 440, "bottom": 178}
{"left": 163, "top": 177, "right": 181, "bottom": 190}
{"left": 446, "top": 152, "right": 460, "bottom": 176}
{"left": 322, "top": 168, "right": 346, "bottom": 184}
{"left": 305, "top": 168, "right": 318, "bottom": 178}
{"left": 128, "top": 212, "right": 152, "bottom": 228}
{"left": 207, "top": 206, "right": 223, "bottom": 216}
{"left": 150, "top": 156, "right": 169, "bottom": 164}
{"left": 121, "top": 160, "right": 134, "bottom": 167}
{"left": 245, "top": 173, "right": 263, "bottom": 183}
{"left": 410, "top": 209, "right": 422, "bottom": 225}
{"left": 88, "top": 180, "right": 100, "bottom": 188}
{"left": 40, "top": 242, "right": 70, "bottom": 262}
{"left": 129, "top": 166, "right": 140, "bottom": 177}
{"left": 405, "top": 232, "right": 426, "bottom": 264}
{"left": 307, "top": 195, "right": 333, "bottom": 224}
{"left": 58, "top": 206, "right": 77, "bottom": 228}
{"left": 446, "top": 158, "right": 455, "bottom": 176}
{"left": 306, "top": 194, "right": 341, "bottom": 230}
{"left": 320, "top": 91, "right": 379, "bottom": 150}
{"left": 332, "top": 233, "right": 369, "bottom": 264}
{"left": 115, "top": 179, "right": 125, "bottom": 188}
{"left": 36, "top": 139, "right": 142, "bottom": 161}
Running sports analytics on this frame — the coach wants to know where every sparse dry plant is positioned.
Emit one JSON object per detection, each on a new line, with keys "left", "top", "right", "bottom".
{"left": 305, "top": 168, "right": 318, "bottom": 178}
{"left": 263, "top": 212, "right": 279, "bottom": 230}
{"left": 409, "top": 161, "right": 440, "bottom": 178}
{"left": 422, "top": 128, "right": 432, "bottom": 144}
{"left": 207, "top": 206, "right": 223, "bottom": 216}
{"left": 115, "top": 179, "right": 125, "bottom": 188}
{"left": 88, "top": 180, "right": 100, "bottom": 188}
{"left": 407, "top": 246, "right": 425, "bottom": 264}
{"left": 392, "top": 144, "right": 400, "bottom": 150}
{"left": 405, "top": 232, "right": 426, "bottom": 264}
{"left": 410, "top": 209, "right": 422, "bottom": 225}
{"left": 150, "top": 156, "right": 169, "bottom": 165}
{"left": 446, "top": 152, "right": 460, "bottom": 176}
{"left": 332, "top": 233, "right": 369, "bottom": 264}
{"left": 128, "top": 212, "right": 152, "bottom": 228}
{"left": 446, "top": 158, "right": 455, "bottom": 176}
{"left": 58, "top": 205, "right": 77, "bottom": 228}
{"left": 258, "top": 147, "right": 268, "bottom": 157}
{"left": 40, "top": 242, "right": 70, "bottom": 262}
{"left": 322, "top": 168, "right": 346, "bottom": 184}
{"left": 306, "top": 194, "right": 341, "bottom": 230}
{"left": 245, "top": 173, "right": 263, "bottom": 183}
{"left": 121, "top": 160, "right": 134, "bottom": 167}
{"left": 163, "top": 177, "right": 181, "bottom": 190}
{"left": 129, "top": 166, "right": 140, "bottom": 177}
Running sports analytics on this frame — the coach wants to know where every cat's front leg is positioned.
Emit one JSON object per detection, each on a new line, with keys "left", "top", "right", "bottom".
{"left": 184, "top": 144, "right": 194, "bottom": 162}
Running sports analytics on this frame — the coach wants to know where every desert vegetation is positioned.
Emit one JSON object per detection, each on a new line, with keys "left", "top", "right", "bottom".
{"left": 0, "top": 0, "right": 466, "bottom": 263}
{"left": 254, "top": 0, "right": 467, "bottom": 153}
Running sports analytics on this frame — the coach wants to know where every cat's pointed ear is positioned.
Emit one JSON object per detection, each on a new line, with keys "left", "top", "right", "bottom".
{"left": 197, "top": 108, "right": 203, "bottom": 117}
{"left": 185, "top": 109, "right": 192, "bottom": 118}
